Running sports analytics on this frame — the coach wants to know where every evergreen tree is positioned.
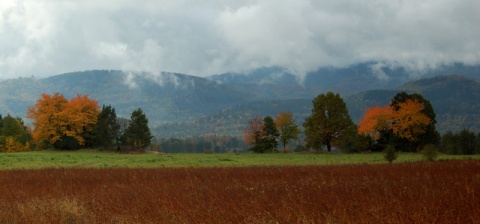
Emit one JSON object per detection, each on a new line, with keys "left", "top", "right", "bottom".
{"left": 123, "top": 108, "right": 152, "bottom": 150}
{"left": 92, "top": 105, "right": 120, "bottom": 150}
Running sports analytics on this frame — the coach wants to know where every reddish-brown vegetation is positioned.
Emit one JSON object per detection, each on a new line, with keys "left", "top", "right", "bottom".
{"left": 0, "top": 160, "right": 479, "bottom": 223}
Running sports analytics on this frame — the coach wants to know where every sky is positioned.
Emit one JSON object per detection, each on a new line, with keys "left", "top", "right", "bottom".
{"left": 0, "top": 0, "right": 479, "bottom": 80}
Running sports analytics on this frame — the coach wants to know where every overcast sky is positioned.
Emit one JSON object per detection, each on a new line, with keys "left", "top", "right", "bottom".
{"left": 1, "top": 0, "right": 479, "bottom": 79}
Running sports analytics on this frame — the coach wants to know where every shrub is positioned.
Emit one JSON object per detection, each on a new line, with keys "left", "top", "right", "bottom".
{"left": 294, "top": 144, "right": 307, "bottom": 152}
{"left": 384, "top": 144, "right": 397, "bottom": 163}
{"left": 422, "top": 144, "right": 439, "bottom": 162}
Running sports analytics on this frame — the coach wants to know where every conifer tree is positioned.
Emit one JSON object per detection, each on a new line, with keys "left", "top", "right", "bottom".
{"left": 92, "top": 105, "right": 120, "bottom": 150}
{"left": 123, "top": 108, "right": 152, "bottom": 150}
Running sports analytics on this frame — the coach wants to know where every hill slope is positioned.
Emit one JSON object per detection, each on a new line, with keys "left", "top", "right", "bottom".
{"left": 0, "top": 69, "right": 478, "bottom": 138}
{"left": 158, "top": 75, "right": 480, "bottom": 138}
{"left": 0, "top": 70, "right": 257, "bottom": 126}
{"left": 345, "top": 75, "right": 480, "bottom": 133}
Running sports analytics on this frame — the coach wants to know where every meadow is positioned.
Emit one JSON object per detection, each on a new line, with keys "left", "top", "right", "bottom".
{"left": 0, "top": 160, "right": 478, "bottom": 223}
{"left": 1, "top": 150, "right": 480, "bottom": 169}
{"left": 0, "top": 151, "right": 479, "bottom": 223}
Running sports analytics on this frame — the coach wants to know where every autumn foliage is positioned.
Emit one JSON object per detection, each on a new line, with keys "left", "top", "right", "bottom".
{"left": 274, "top": 111, "right": 300, "bottom": 150}
{"left": 358, "top": 99, "right": 431, "bottom": 141}
{"left": 27, "top": 93, "right": 100, "bottom": 147}
{"left": 391, "top": 99, "right": 431, "bottom": 140}
{"left": 358, "top": 105, "right": 392, "bottom": 140}
{"left": 243, "top": 117, "right": 265, "bottom": 145}
{"left": 0, "top": 115, "right": 31, "bottom": 152}
{"left": 0, "top": 160, "right": 478, "bottom": 223}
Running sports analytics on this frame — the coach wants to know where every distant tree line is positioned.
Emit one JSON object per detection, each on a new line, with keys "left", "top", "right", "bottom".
{"left": 157, "top": 135, "right": 245, "bottom": 153}
{"left": 2, "top": 91, "right": 478, "bottom": 156}
{"left": 243, "top": 91, "right": 479, "bottom": 157}
{"left": 440, "top": 129, "right": 480, "bottom": 155}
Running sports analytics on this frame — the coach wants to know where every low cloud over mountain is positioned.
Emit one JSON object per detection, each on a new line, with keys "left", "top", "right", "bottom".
{"left": 1, "top": 0, "right": 479, "bottom": 81}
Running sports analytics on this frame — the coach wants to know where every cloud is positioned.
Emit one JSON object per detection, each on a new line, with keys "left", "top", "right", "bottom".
{"left": 0, "top": 0, "right": 479, "bottom": 80}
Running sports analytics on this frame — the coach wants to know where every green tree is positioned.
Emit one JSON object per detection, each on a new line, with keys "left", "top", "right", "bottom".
{"left": 116, "top": 117, "right": 131, "bottom": 150}
{"left": 274, "top": 112, "right": 301, "bottom": 151}
{"left": 422, "top": 144, "right": 439, "bottom": 161}
{"left": 458, "top": 129, "right": 477, "bottom": 155}
{"left": 440, "top": 131, "right": 462, "bottom": 154}
{"left": 0, "top": 115, "right": 31, "bottom": 152}
{"left": 261, "top": 116, "right": 279, "bottom": 152}
{"left": 1, "top": 115, "right": 27, "bottom": 140}
{"left": 123, "top": 108, "right": 152, "bottom": 150}
{"left": 384, "top": 144, "right": 397, "bottom": 163}
{"left": 92, "top": 105, "right": 120, "bottom": 150}
{"left": 303, "top": 92, "right": 356, "bottom": 152}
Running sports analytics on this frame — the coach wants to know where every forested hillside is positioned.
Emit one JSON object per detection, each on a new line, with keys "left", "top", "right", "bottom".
{"left": 345, "top": 75, "right": 480, "bottom": 133}
{"left": 0, "top": 70, "right": 256, "bottom": 126}
{"left": 0, "top": 68, "right": 478, "bottom": 139}
{"left": 154, "top": 99, "right": 312, "bottom": 138}
{"left": 160, "top": 75, "right": 480, "bottom": 138}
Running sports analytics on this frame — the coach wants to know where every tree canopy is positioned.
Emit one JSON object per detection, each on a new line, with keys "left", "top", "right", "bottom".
{"left": 92, "top": 105, "right": 120, "bottom": 150}
{"left": 390, "top": 92, "right": 438, "bottom": 150}
{"left": 123, "top": 108, "right": 153, "bottom": 150}
{"left": 303, "top": 92, "right": 355, "bottom": 152}
{"left": 274, "top": 111, "right": 300, "bottom": 150}
{"left": 357, "top": 92, "right": 436, "bottom": 151}
{"left": 243, "top": 116, "right": 280, "bottom": 153}
{"left": 27, "top": 93, "right": 100, "bottom": 148}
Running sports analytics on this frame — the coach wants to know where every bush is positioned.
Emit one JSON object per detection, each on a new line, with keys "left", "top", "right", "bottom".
{"left": 422, "top": 144, "right": 439, "bottom": 162}
{"left": 384, "top": 145, "right": 397, "bottom": 163}
{"left": 294, "top": 144, "right": 307, "bottom": 152}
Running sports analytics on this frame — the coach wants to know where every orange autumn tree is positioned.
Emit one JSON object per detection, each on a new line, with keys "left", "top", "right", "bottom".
{"left": 358, "top": 99, "right": 431, "bottom": 143}
{"left": 357, "top": 105, "right": 393, "bottom": 140}
{"left": 243, "top": 117, "right": 266, "bottom": 152}
{"left": 27, "top": 93, "right": 100, "bottom": 148}
{"left": 243, "top": 117, "right": 265, "bottom": 145}
{"left": 27, "top": 93, "right": 68, "bottom": 145}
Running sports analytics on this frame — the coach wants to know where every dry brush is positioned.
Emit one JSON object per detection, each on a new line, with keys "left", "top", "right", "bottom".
{"left": 0, "top": 160, "right": 478, "bottom": 223}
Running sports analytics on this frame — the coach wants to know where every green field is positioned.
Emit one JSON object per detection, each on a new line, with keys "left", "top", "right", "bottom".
{"left": 0, "top": 150, "right": 479, "bottom": 169}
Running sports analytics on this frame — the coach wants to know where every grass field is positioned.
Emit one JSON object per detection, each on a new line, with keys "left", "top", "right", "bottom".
{"left": 0, "top": 160, "right": 479, "bottom": 223}
{"left": 0, "top": 150, "right": 480, "bottom": 169}
{"left": 1, "top": 151, "right": 479, "bottom": 223}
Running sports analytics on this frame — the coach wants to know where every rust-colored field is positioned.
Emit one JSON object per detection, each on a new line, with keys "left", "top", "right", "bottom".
{"left": 0, "top": 160, "right": 479, "bottom": 223}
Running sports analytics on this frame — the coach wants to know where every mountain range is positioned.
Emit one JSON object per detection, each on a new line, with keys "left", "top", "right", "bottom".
{"left": 0, "top": 63, "right": 479, "bottom": 139}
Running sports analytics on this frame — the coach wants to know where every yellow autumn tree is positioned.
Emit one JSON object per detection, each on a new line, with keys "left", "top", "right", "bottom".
{"left": 60, "top": 94, "right": 100, "bottom": 145}
{"left": 27, "top": 93, "right": 68, "bottom": 146}
{"left": 274, "top": 111, "right": 300, "bottom": 150}
{"left": 27, "top": 93, "right": 100, "bottom": 148}
{"left": 390, "top": 99, "right": 431, "bottom": 141}
{"left": 3, "top": 136, "right": 29, "bottom": 153}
